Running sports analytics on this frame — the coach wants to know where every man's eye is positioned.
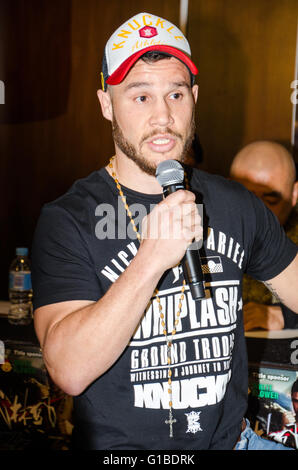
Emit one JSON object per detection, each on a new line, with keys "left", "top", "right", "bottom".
{"left": 136, "top": 96, "right": 147, "bottom": 103}
{"left": 263, "top": 197, "right": 280, "bottom": 206}
{"left": 170, "top": 92, "right": 182, "bottom": 100}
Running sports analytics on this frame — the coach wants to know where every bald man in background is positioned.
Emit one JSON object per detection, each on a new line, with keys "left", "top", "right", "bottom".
{"left": 230, "top": 141, "right": 298, "bottom": 331}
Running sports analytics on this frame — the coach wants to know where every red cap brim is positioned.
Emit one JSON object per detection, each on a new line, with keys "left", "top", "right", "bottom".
{"left": 106, "top": 45, "right": 198, "bottom": 86}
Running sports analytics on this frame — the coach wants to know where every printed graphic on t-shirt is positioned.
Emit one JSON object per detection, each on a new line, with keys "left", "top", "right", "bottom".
{"left": 100, "top": 226, "right": 245, "bottom": 433}
{"left": 129, "top": 281, "right": 238, "bottom": 412}
{"left": 185, "top": 411, "right": 203, "bottom": 434}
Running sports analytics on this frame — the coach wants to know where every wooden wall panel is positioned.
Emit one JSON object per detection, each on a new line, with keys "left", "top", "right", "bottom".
{"left": 188, "top": 0, "right": 298, "bottom": 175}
{"left": 0, "top": 0, "right": 179, "bottom": 299}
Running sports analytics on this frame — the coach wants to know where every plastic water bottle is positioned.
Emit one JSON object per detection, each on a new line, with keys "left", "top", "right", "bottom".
{"left": 8, "top": 247, "right": 33, "bottom": 325}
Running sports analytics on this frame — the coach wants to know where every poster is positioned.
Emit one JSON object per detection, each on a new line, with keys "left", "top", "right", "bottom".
{"left": 247, "top": 364, "right": 298, "bottom": 449}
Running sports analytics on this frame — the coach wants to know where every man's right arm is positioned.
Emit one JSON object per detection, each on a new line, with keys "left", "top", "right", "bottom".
{"left": 34, "top": 190, "right": 202, "bottom": 396}
{"left": 34, "top": 244, "right": 165, "bottom": 396}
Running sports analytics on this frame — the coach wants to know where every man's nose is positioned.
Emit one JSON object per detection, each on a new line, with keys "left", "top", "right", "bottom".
{"left": 149, "top": 98, "right": 174, "bottom": 127}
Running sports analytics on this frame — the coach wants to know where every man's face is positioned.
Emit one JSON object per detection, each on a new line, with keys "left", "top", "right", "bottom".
{"left": 101, "top": 57, "right": 198, "bottom": 175}
{"left": 231, "top": 169, "right": 296, "bottom": 226}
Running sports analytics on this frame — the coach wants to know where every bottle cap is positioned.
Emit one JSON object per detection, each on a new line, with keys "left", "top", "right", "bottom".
{"left": 16, "top": 247, "right": 28, "bottom": 256}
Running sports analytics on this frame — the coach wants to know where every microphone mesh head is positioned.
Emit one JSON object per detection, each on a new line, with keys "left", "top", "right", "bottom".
{"left": 155, "top": 160, "right": 185, "bottom": 187}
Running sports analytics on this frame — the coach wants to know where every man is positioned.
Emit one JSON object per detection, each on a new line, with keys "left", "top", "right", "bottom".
{"left": 31, "top": 13, "right": 298, "bottom": 450}
{"left": 230, "top": 141, "right": 298, "bottom": 330}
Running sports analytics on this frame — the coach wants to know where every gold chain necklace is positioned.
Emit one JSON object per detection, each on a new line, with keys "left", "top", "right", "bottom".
{"left": 108, "top": 156, "right": 188, "bottom": 438}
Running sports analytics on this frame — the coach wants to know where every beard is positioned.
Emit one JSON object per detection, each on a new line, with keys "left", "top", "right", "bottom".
{"left": 111, "top": 111, "right": 196, "bottom": 176}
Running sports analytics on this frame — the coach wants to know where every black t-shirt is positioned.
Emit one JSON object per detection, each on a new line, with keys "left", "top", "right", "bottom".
{"left": 31, "top": 166, "right": 297, "bottom": 450}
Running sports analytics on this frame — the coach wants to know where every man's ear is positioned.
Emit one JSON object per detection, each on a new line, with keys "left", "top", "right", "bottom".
{"left": 291, "top": 180, "right": 298, "bottom": 207}
{"left": 192, "top": 84, "right": 199, "bottom": 104}
{"left": 97, "top": 88, "right": 113, "bottom": 122}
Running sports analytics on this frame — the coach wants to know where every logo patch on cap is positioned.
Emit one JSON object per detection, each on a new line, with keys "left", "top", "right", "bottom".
{"left": 139, "top": 26, "right": 158, "bottom": 39}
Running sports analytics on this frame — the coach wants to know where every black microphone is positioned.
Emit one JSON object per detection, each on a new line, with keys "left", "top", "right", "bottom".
{"left": 155, "top": 160, "right": 205, "bottom": 301}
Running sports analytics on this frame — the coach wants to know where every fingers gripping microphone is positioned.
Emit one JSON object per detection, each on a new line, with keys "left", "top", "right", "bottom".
{"left": 156, "top": 160, "right": 205, "bottom": 301}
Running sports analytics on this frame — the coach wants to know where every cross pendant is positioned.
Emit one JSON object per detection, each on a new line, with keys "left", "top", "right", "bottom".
{"left": 165, "top": 407, "right": 177, "bottom": 438}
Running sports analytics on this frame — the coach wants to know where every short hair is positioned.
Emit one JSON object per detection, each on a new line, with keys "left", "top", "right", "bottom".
{"left": 140, "top": 51, "right": 195, "bottom": 86}
{"left": 141, "top": 51, "right": 172, "bottom": 63}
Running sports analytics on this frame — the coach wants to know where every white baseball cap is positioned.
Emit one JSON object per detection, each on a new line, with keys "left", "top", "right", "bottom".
{"left": 101, "top": 12, "right": 198, "bottom": 90}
